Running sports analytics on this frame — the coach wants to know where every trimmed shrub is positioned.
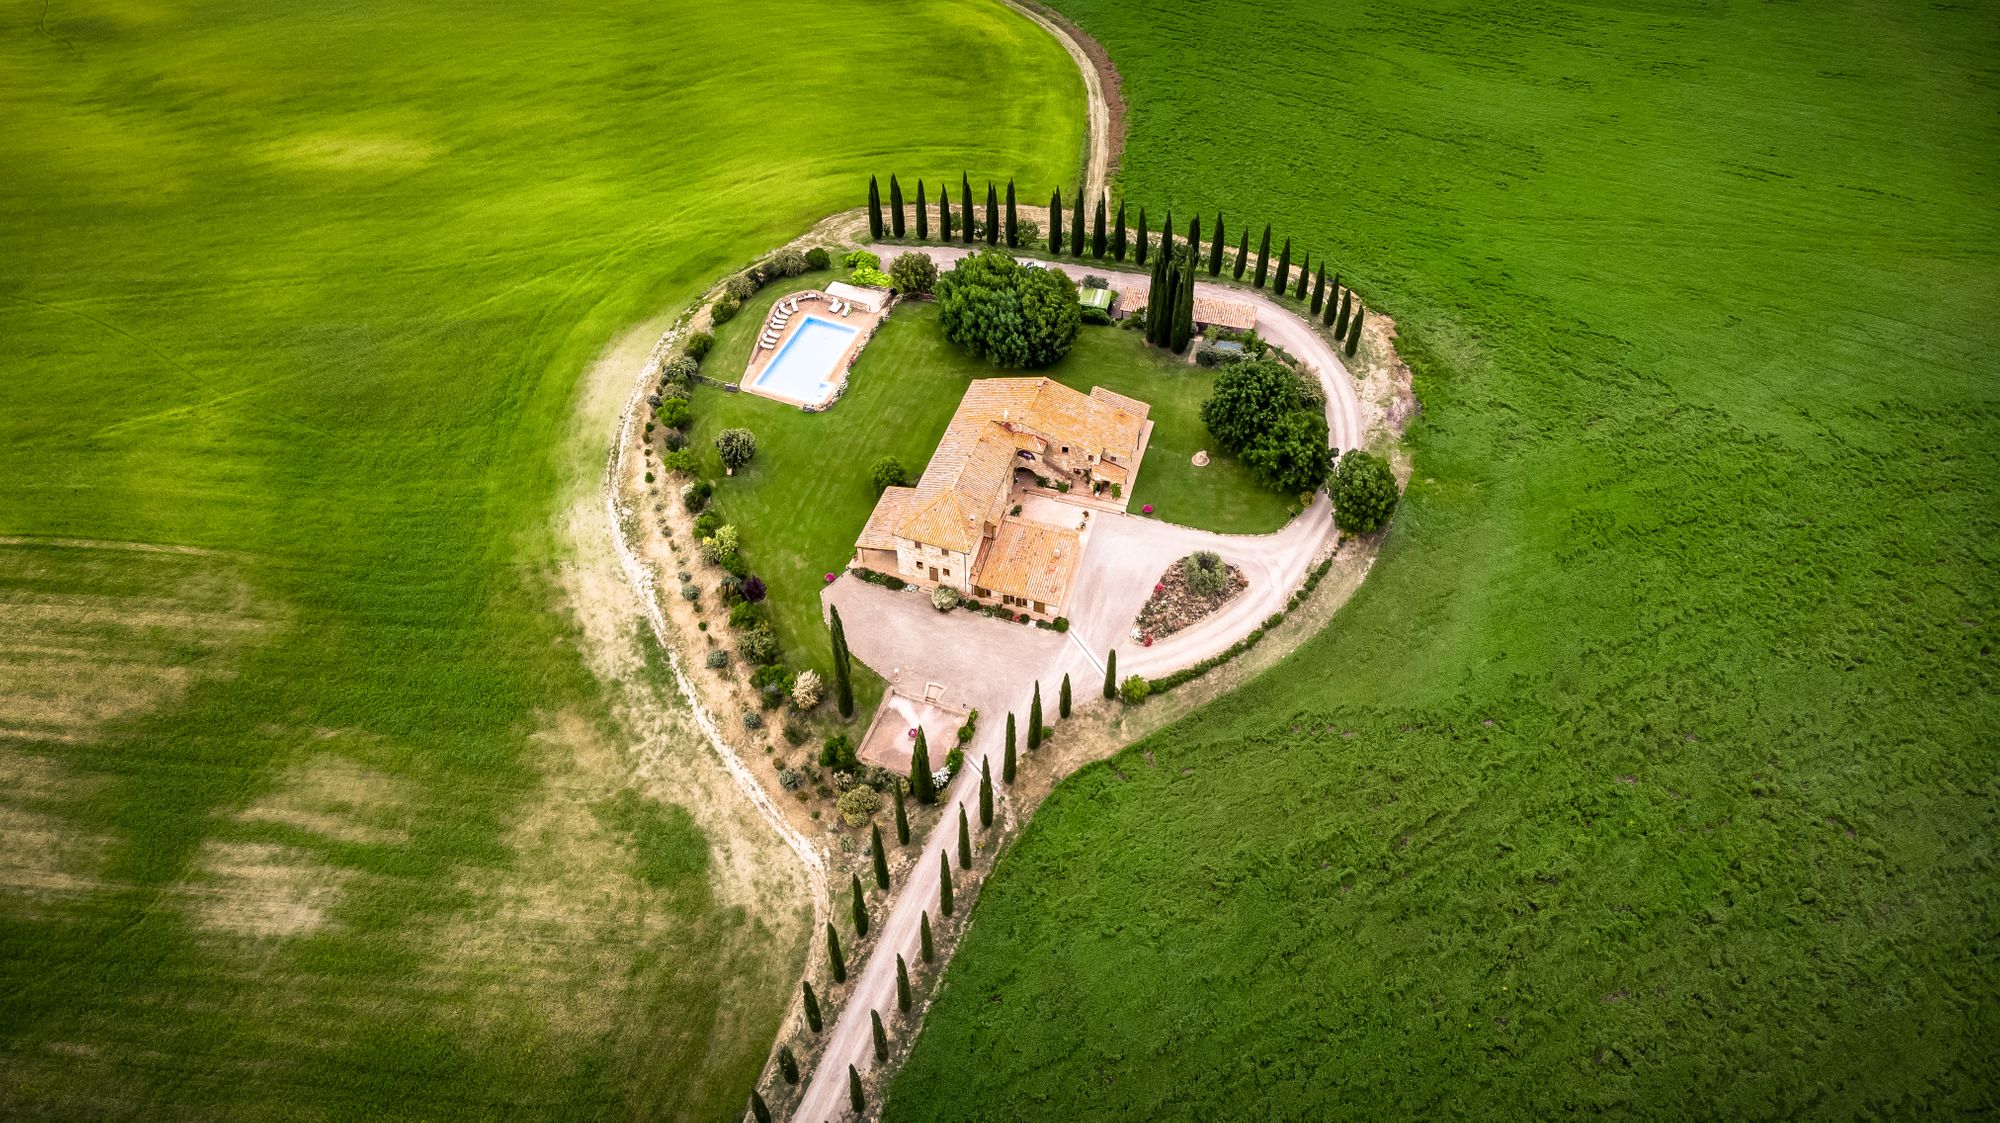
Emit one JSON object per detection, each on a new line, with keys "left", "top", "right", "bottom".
{"left": 710, "top": 294, "right": 740, "bottom": 324}
{"left": 889, "top": 251, "right": 938, "bottom": 295}
{"left": 792, "top": 669, "right": 823, "bottom": 709}
{"left": 683, "top": 330, "right": 714, "bottom": 360}
{"left": 737, "top": 624, "right": 779, "bottom": 665}
{"left": 741, "top": 708, "right": 763, "bottom": 731}
{"left": 723, "top": 274, "right": 757, "bottom": 300}
{"left": 657, "top": 398, "right": 692, "bottom": 429}
{"left": 662, "top": 355, "right": 699, "bottom": 383}
{"left": 804, "top": 247, "right": 832, "bottom": 271}
{"left": 765, "top": 248, "right": 808, "bottom": 278}
{"left": 705, "top": 648, "right": 728, "bottom": 669}
{"left": 836, "top": 784, "right": 880, "bottom": 827}
{"left": 681, "top": 480, "right": 711, "bottom": 513}
{"left": 1120, "top": 675, "right": 1151, "bottom": 704}
{"left": 930, "top": 584, "right": 959, "bottom": 612}
{"left": 819, "top": 731, "right": 858, "bottom": 770}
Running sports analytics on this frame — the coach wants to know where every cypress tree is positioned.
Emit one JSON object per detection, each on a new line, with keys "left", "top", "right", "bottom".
{"left": 1135, "top": 207, "right": 1149, "bottom": 265}
{"left": 779, "top": 1044, "right": 799, "bottom": 1085}
{"left": 1346, "top": 304, "right": 1364, "bottom": 356}
{"left": 1234, "top": 228, "right": 1249, "bottom": 279}
{"left": 961, "top": 173, "right": 975, "bottom": 243}
{"left": 1334, "top": 287, "right": 1351, "bottom": 336}
{"left": 1186, "top": 215, "right": 1201, "bottom": 269}
{"left": 915, "top": 179, "right": 928, "bottom": 240}
{"left": 1028, "top": 682, "right": 1043, "bottom": 749}
{"left": 851, "top": 873, "right": 868, "bottom": 937}
{"left": 984, "top": 182, "right": 998, "bottom": 245}
{"left": 1103, "top": 649, "right": 1117, "bottom": 698}
{"left": 1113, "top": 201, "right": 1128, "bottom": 261}
{"left": 1161, "top": 209, "right": 1174, "bottom": 263}
{"left": 920, "top": 910, "right": 935, "bottom": 961}
{"left": 1060, "top": 673, "right": 1072, "bottom": 719}
{"left": 829, "top": 606, "right": 854, "bottom": 718}
{"left": 1148, "top": 243, "right": 1166, "bottom": 347}
{"left": 896, "top": 954, "right": 913, "bottom": 1013}
{"left": 1171, "top": 250, "right": 1196, "bottom": 353}
{"left": 848, "top": 1065, "right": 864, "bottom": 1114}
{"left": 1209, "top": 212, "right": 1226, "bottom": 276}
{"left": 893, "top": 782, "right": 909, "bottom": 845}
{"left": 956, "top": 805, "right": 972, "bottom": 869}
{"left": 871, "top": 1009, "right": 888, "bottom": 1062}
{"left": 1070, "top": 186, "right": 1085, "bottom": 256}
{"left": 908, "top": 728, "right": 935, "bottom": 804}
{"left": 1003, "top": 733, "right": 1016, "bottom": 785}
{"left": 940, "top": 183, "right": 954, "bottom": 241}
{"left": 1092, "top": 195, "right": 1107, "bottom": 258}
{"left": 1005, "top": 179, "right": 1018, "bottom": 247}
{"left": 889, "top": 175, "right": 905, "bottom": 238}
{"left": 803, "top": 980, "right": 822, "bottom": 1032}
{"left": 871, "top": 823, "right": 889, "bottom": 890}
{"left": 1323, "top": 282, "right": 1341, "bottom": 327}
{"left": 978, "top": 757, "right": 993, "bottom": 828}
{"left": 1048, "top": 188, "right": 1063, "bottom": 254}
{"left": 1311, "top": 265, "right": 1327, "bottom": 314}
{"left": 1005, "top": 712, "right": 1016, "bottom": 762}
{"left": 868, "top": 176, "right": 883, "bottom": 240}
{"left": 1274, "top": 237, "right": 1292, "bottom": 295}
{"left": 1254, "top": 224, "right": 1272, "bottom": 287}
{"left": 826, "top": 923, "right": 846, "bottom": 983}
{"left": 749, "top": 1089, "right": 772, "bottom": 1123}
{"left": 939, "top": 852, "right": 954, "bottom": 916}
{"left": 1295, "top": 251, "right": 1311, "bottom": 300}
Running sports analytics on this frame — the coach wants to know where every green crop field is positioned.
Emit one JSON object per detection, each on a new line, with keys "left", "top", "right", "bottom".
{"left": 686, "top": 292, "right": 1289, "bottom": 698}
{"left": 890, "top": 0, "right": 1999, "bottom": 1118}
{"left": 0, "top": 0, "right": 1081, "bottom": 1117}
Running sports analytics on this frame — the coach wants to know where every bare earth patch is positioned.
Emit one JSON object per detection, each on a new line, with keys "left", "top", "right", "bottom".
{"left": 184, "top": 839, "right": 355, "bottom": 940}
{"left": 0, "top": 752, "right": 116, "bottom": 913}
{"left": 0, "top": 540, "right": 276, "bottom": 744}
{"left": 234, "top": 750, "right": 415, "bottom": 847}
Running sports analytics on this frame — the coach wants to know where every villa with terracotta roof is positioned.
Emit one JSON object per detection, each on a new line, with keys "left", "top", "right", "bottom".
{"left": 854, "top": 377, "right": 1153, "bottom": 619}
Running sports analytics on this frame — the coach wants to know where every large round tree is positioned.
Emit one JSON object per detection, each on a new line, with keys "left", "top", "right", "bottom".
{"left": 1199, "top": 359, "right": 1303, "bottom": 452}
{"left": 934, "top": 250, "right": 1082, "bottom": 368}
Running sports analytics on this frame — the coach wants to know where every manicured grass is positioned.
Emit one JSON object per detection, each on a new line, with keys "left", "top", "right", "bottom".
{"left": 889, "top": 0, "right": 1999, "bottom": 1118}
{"left": 687, "top": 301, "right": 1290, "bottom": 682}
{"left": 0, "top": 0, "right": 1082, "bottom": 1117}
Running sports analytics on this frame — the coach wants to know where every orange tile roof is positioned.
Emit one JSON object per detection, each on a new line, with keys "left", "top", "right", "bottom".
{"left": 858, "top": 487, "right": 916, "bottom": 551}
{"left": 1191, "top": 294, "right": 1258, "bottom": 330}
{"left": 973, "top": 519, "right": 1082, "bottom": 607}
{"left": 888, "top": 378, "right": 1150, "bottom": 557}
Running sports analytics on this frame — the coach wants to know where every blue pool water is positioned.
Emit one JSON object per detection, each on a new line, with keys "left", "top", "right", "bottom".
{"left": 755, "top": 316, "right": 859, "bottom": 404}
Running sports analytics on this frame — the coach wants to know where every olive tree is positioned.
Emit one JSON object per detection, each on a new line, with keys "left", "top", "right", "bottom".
{"left": 715, "top": 427, "right": 757, "bottom": 473}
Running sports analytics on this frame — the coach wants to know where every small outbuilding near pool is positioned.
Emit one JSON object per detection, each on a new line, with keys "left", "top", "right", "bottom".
{"left": 826, "top": 280, "right": 889, "bottom": 313}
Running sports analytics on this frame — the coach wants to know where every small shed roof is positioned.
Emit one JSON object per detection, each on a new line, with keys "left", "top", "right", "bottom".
{"left": 1191, "top": 294, "right": 1257, "bottom": 331}
{"left": 1078, "top": 288, "right": 1114, "bottom": 310}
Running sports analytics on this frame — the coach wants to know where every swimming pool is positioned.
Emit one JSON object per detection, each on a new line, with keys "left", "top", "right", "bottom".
{"left": 753, "top": 315, "right": 859, "bottom": 406}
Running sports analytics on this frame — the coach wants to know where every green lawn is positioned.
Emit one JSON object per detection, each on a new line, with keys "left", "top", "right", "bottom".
{"left": 889, "top": 0, "right": 1999, "bottom": 1118}
{"left": 687, "top": 300, "right": 1291, "bottom": 681}
{"left": 0, "top": 0, "right": 1082, "bottom": 1117}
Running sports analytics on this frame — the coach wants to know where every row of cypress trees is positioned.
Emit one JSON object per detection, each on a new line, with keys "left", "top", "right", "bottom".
{"left": 866, "top": 174, "right": 1368, "bottom": 356}
{"left": 755, "top": 660, "right": 1131, "bottom": 1121}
